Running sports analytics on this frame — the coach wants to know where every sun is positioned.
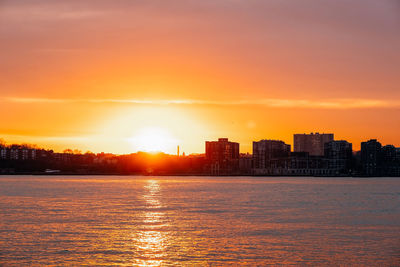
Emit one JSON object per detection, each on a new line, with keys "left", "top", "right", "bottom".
{"left": 128, "top": 127, "right": 178, "bottom": 153}
{"left": 96, "top": 105, "right": 209, "bottom": 154}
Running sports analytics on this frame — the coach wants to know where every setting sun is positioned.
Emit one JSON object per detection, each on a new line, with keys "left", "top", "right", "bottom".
{"left": 128, "top": 127, "right": 178, "bottom": 154}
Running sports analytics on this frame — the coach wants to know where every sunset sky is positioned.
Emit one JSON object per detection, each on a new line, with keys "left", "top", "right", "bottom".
{"left": 1, "top": 0, "right": 399, "bottom": 154}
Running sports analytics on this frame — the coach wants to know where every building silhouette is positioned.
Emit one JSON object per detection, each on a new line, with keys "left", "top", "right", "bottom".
{"left": 205, "top": 138, "right": 239, "bottom": 175}
{"left": 294, "top": 132, "right": 334, "bottom": 156}
{"left": 0, "top": 145, "right": 38, "bottom": 161}
{"left": 239, "top": 153, "right": 253, "bottom": 175}
{"left": 287, "top": 152, "right": 325, "bottom": 176}
{"left": 1, "top": 135, "right": 400, "bottom": 176}
{"left": 381, "top": 145, "right": 400, "bottom": 176}
{"left": 324, "top": 140, "right": 353, "bottom": 175}
{"left": 359, "top": 140, "right": 400, "bottom": 177}
{"left": 361, "top": 139, "right": 382, "bottom": 176}
{"left": 253, "top": 139, "right": 290, "bottom": 174}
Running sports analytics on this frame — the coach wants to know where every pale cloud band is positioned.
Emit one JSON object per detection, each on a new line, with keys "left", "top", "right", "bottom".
{"left": 3, "top": 97, "right": 399, "bottom": 109}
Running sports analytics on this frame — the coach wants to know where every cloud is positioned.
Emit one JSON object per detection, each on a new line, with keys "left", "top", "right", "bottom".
{"left": 4, "top": 97, "right": 71, "bottom": 103}
{"left": 2, "top": 97, "right": 399, "bottom": 109}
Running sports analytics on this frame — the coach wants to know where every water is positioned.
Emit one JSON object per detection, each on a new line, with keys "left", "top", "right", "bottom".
{"left": 0, "top": 176, "right": 399, "bottom": 266}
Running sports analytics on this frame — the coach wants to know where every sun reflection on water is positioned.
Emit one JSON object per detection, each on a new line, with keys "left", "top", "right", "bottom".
{"left": 134, "top": 180, "right": 168, "bottom": 266}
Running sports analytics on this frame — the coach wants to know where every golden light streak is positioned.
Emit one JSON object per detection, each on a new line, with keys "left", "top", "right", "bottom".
{"left": 134, "top": 180, "right": 168, "bottom": 267}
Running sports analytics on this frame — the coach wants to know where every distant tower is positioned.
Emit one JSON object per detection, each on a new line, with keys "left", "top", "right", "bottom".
{"left": 177, "top": 145, "right": 180, "bottom": 157}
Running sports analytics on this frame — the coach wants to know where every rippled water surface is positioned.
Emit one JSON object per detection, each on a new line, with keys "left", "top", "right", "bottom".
{"left": 0, "top": 176, "right": 399, "bottom": 266}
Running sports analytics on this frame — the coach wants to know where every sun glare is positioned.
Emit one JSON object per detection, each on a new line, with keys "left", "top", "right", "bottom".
{"left": 128, "top": 127, "right": 178, "bottom": 153}
{"left": 96, "top": 106, "right": 208, "bottom": 154}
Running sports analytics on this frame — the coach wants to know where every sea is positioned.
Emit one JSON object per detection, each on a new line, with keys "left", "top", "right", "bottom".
{"left": 0, "top": 176, "right": 399, "bottom": 266}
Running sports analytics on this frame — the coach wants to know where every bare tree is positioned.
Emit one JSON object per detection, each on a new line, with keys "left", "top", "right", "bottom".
{"left": 0, "top": 138, "right": 6, "bottom": 147}
{"left": 63, "top": 149, "right": 73, "bottom": 154}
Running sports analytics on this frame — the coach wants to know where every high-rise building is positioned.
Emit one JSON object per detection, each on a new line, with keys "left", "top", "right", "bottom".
{"left": 361, "top": 139, "right": 382, "bottom": 176}
{"left": 294, "top": 132, "right": 334, "bottom": 156}
{"left": 252, "top": 140, "right": 291, "bottom": 175}
{"left": 381, "top": 145, "right": 400, "bottom": 176}
{"left": 324, "top": 140, "right": 353, "bottom": 175}
{"left": 205, "top": 138, "right": 239, "bottom": 174}
{"left": 381, "top": 145, "right": 397, "bottom": 162}
{"left": 253, "top": 140, "right": 290, "bottom": 169}
{"left": 324, "top": 140, "right": 352, "bottom": 159}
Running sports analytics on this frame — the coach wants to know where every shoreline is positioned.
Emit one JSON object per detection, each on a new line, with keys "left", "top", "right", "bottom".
{"left": 0, "top": 173, "right": 397, "bottom": 178}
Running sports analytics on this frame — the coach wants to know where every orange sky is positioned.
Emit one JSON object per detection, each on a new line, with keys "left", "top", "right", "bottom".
{"left": 0, "top": 0, "right": 399, "bottom": 154}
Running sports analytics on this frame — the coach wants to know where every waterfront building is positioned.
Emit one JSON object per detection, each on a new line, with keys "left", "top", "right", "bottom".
{"left": 205, "top": 138, "right": 239, "bottom": 175}
{"left": 0, "top": 145, "right": 38, "bottom": 161}
{"left": 361, "top": 139, "right": 382, "bottom": 176}
{"left": 381, "top": 145, "right": 400, "bottom": 176}
{"left": 252, "top": 139, "right": 291, "bottom": 175}
{"left": 239, "top": 153, "right": 253, "bottom": 175}
{"left": 324, "top": 140, "right": 353, "bottom": 175}
{"left": 0, "top": 147, "right": 7, "bottom": 160}
{"left": 287, "top": 152, "right": 330, "bottom": 176}
{"left": 294, "top": 132, "right": 334, "bottom": 156}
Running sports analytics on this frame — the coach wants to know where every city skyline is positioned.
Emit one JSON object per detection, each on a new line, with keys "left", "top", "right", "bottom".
{"left": 1, "top": 135, "right": 399, "bottom": 177}
{"left": 0, "top": 132, "right": 398, "bottom": 156}
{"left": 1, "top": 0, "right": 400, "bottom": 154}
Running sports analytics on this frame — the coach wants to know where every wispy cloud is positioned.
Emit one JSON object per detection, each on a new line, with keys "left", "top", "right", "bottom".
{"left": 4, "top": 97, "right": 72, "bottom": 103}
{"left": 2, "top": 97, "right": 399, "bottom": 109}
